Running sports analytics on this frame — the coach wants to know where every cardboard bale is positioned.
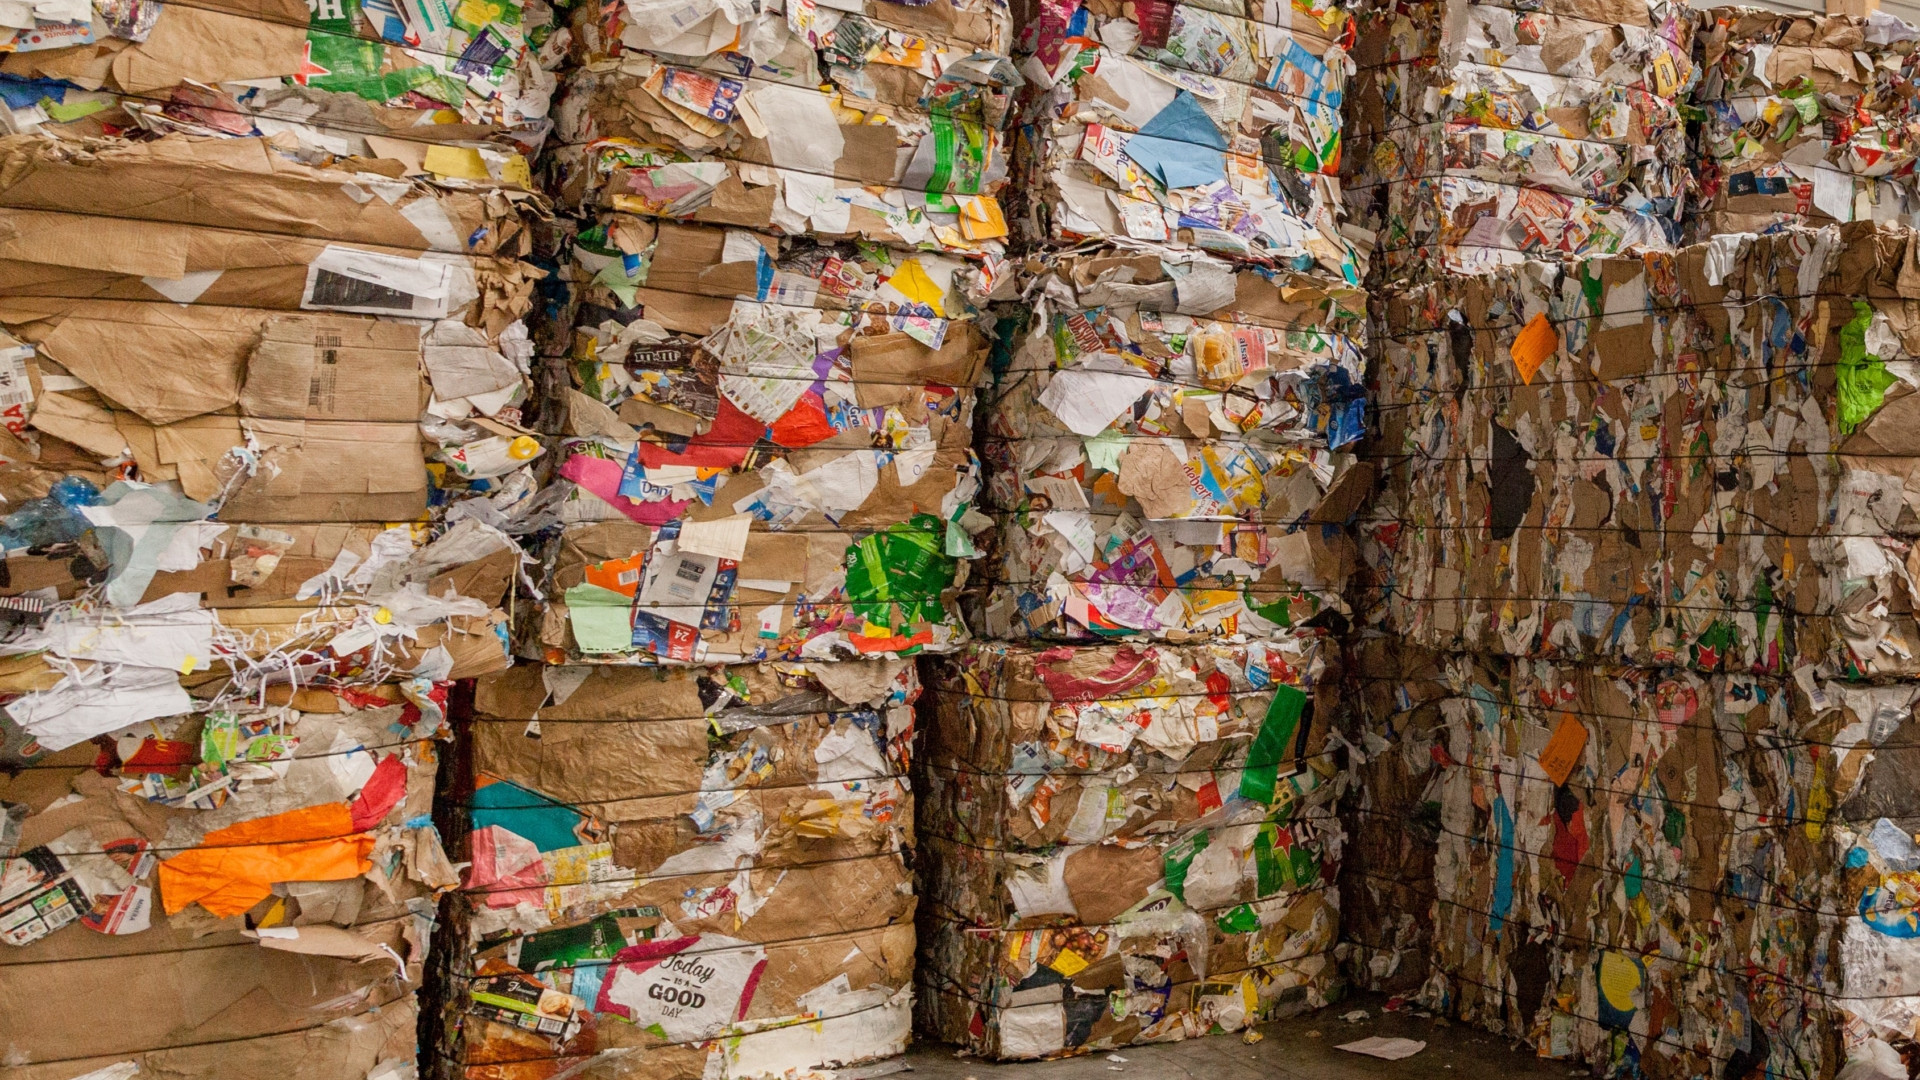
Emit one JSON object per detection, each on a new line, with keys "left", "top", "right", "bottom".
{"left": 1358, "top": 227, "right": 1920, "bottom": 673}
{"left": 0, "top": 119, "right": 547, "bottom": 1080}
{"left": 914, "top": 637, "right": 1341, "bottom": 1058}
{"left": 1379, "top": 660, "right": 1845, "bottom": 1079}
{"left": 1351, "top": 222, "right": 1920, "bottom": 1077}
{"left": 0, "top": 135, "right": 545, "bottom": 688}
{"left": 540, "top": 0, "right": 1017, "bottom": 256}
{"left": 539, "top": 221, "right": 994, "bottom": 664}
{"left": 1011, "top": 0, "right": 1359, "bottom": 275}
{"left": 1689, "top": 9, "right": 1918, "bottom": 242}
{"left": 0, "top": 690, "right": 457, "bottom": 1079}
{"left": 432, "top": 659, "right": 921, "bottom": 1079}
{"left": 971, "top": 252, "right": 1367, "bottom": 640}
{"left": 1343, "top": 0, "right": 1693, "bottom": 284}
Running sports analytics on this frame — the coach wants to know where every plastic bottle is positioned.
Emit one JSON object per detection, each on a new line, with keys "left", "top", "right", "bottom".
{"left": 0, "top": 475, "right": 100, "bottom": 552}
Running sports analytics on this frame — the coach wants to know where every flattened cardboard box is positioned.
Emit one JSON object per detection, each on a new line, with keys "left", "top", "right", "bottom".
{"left": 0, "top": 134, "right": 531, "bottom": 256}
{"left": 10, "top": 305, "right": 434, "bottom": 521}
{"left": 0, "top": 208, "right": 534, "bottom": 314}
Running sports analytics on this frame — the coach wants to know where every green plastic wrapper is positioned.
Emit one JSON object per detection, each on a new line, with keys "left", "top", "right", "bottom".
{"left": 1238, "top": 684, "right": 1308, "bottom": 805}
{"left": 845, "top": 513, "right": 958, "bottom": 649}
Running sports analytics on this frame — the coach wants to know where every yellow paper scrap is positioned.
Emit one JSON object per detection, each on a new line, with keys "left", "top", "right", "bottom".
{"left": 886, "top": 258, "right": 947, "bottom": 317}
{"left": 422, "top": 144, "right": 491, "bottom": 181}
{"left": 957, "top": 195, "right": 1009, "bottom": 240}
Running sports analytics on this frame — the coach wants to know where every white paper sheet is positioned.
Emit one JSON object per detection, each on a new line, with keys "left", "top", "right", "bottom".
{"left": 1336, "top": 1037, "right": 1427, "bottom": 1061}
{"left": 7, "top": 664, "right": 194, "bottom": 752}
{"left": 1038, "top": 356, "right": 1144, "bottom": 437}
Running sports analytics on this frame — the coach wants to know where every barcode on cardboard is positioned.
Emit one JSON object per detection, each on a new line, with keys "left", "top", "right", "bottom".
{"left": 0, "top": 346, "right": 34, "bottom": 411}
{"left": 308, "top": 364, "right": 337, "bottom": 411}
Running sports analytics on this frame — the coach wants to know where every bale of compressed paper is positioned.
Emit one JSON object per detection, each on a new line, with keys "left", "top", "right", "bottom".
{"left": 0, "top": 683, "right": 459, "bottom": 1080}
{"left": 1352, "top": 222, "right": 1920, "bottom": 1077}
{"left": 1364, "top": 227, "right": 1888, "bottom": 673}
{"left": 0, "top": 132, "right": 548, "bottom": 703}
{"left": 541, "top": 0, "right": 1018, "bottom": 256}
{"left": 915, "top": 637, "right": 1341, "bottom": 1058}
{"left": 431, "top": 659, "right": 921, "bottom": 1079}
{"left": 1011, "top": 0, "right": 1356, "bottom": 274}
{"left": 0, "top": 0, "right": 559, "bottom": 161}
{"left": 535, "top": 220, "right": 997, "bottom": 664}
{"left": 1389, "top": 659, "right": 1843, "bottom": 1079}
{"left": 969, "top": 250, "right": 1369, "bottom": 641}
{"left": 1344, "top": 0, "right": 1694, "bottom": 282}
{"left": 1689, "top": 8, "right": 1918, "bottom": 241}
{"left": 0, "top": 128, "right": 546, "bottom": 1079}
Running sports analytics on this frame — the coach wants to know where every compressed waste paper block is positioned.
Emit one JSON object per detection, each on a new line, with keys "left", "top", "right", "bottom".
{"left": 0, "top": 119, "right": 545, "bottom": 1080}
{"left": 914, "top": 638, "right": 1342, "bottom": 1058}
{"left": 1358, "top": 225, "right": 1920, "bottom": 673}
{"left": 543, "top": 0, "right": 1018, "bottom": 256}
{"left": 0, "top": 0, "right": 562, "bottom": 160}
{"left": 1344, "top": 0, "right": 1693, "bottom": 283}
{"left": 1375, "top": 658, "right": 1848, "bottom": 1079}
{"left": 0, "top": 683, "right": 458, "bottom": 1080}
{"left": 972, "top": 249, "right": 1368, "bottom": 641}
{"left": 1012, "top": 0, "right": 1359, "bottom": 275}
{"left": 432, "top": 659, "right": 920, "bottom": 1080}
{"left": 0, "top": 132, "right": 547, "bottom": 698}
{"left": 1689, "top": 9, "right": 1920, "bottom": 242}
{"left": 1353, "top": 221, "right": 1920, "bottom": 1077}
{"left": 537, "top": 220, "right": 995, "bottom": 664}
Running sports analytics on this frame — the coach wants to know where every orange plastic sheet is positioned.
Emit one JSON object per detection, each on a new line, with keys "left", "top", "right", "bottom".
{"left": 158, "top": 801, "right": 374, "bottom": 917}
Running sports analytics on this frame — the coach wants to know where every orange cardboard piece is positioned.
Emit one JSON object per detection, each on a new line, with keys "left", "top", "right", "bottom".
{"left": 1510, "top": 312, "right": 1558, "bottom": 385}
{"left": 158, "top": 801, "right": 375, "bottom": 917}
{"left": 1537, "top": 713, "right": 1589, "bottom": 787}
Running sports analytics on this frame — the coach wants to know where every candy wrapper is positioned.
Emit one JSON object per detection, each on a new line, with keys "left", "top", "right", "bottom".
{"left": 970, "top": 249, "right": 1369, "bottom": 641}
{"left": 430, "top": 659, "right": 920, "bottom": 1079}
{"left": 916, "top": 637, "right": 1341, "bottom": 1058}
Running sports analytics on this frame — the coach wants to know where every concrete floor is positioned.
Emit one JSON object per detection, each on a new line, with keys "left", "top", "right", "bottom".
{"left": 874, "top": 994, "right": 1574, "bottom": 1080}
